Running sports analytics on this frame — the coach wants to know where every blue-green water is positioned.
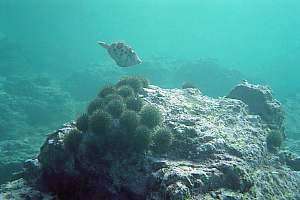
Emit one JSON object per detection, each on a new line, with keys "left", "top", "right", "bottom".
{"left": 1, "top": 1, "right": 299, "bottom": 91}
{"left": 0, "top": 0, "right": 299, "bottom": 184}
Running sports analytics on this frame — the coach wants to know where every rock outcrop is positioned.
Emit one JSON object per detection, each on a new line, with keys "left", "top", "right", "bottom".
{"left": 227, "top": 81, "right": 284, "bottom": 131}
{"left": 1, "top": 83, "right": 299, "bottom": 200}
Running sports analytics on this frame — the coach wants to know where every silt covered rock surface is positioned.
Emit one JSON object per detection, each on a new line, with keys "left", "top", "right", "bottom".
{"left": 1, "top": 82, "right": 299, "bottom": 200}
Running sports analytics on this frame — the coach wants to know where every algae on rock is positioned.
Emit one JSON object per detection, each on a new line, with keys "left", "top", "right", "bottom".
{"left": 1, "top": 81, "right": 299, "bottom": 200}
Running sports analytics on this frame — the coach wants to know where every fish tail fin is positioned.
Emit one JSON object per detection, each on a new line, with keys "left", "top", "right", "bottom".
{"left": 97, "top": 41, "right": 110, "bottom": 49}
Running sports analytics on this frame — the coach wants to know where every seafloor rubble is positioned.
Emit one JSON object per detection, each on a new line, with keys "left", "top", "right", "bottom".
{"left": 0, "top": 79, "right": 299, "bottom": 200}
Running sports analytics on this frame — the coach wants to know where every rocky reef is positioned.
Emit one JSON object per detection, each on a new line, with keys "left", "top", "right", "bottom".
{"left": 0, "top": 37, "right": 77, "bottom": 184}
{"left": 1, "top": 79, "right": 299, "bottom": 200}
{"left": 62, "top": 59, "right": 245, "bottom": 102}
{"left": 282, "top": 93, "right": 300, "bottom": 155}
{"left": 0, "top": 74, "right": 75, "bottom": 184}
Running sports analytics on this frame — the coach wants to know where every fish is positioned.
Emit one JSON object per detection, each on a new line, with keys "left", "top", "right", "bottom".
{"left": 98, "top": 41, "right": 142, "bottom": 67}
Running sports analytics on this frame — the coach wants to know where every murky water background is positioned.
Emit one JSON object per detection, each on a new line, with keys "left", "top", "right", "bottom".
{"left": 0, "top": 0, "right": 299, "bottom": 183}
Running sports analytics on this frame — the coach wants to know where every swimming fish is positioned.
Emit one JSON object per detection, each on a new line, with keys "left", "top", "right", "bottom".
{"left": 97, "top": 41, "right": 142, "bottom": 67}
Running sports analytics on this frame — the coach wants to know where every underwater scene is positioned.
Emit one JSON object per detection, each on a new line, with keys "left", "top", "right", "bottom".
{"left": 0, "top": 0, "right": 299, "bottom": 199}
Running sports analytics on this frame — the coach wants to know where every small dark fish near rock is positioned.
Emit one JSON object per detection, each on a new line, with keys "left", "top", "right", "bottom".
{"left": 98, "top": 41, "right": 142, "bottom": 67}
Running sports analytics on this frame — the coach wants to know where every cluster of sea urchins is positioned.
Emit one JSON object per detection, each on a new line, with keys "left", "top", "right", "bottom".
{"left": 67, "top": 76, "right": 173, "bottom": 159}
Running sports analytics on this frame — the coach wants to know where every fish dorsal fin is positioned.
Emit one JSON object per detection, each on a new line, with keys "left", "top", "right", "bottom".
{"left": 97, "top": 41, "right": 110, "bottom": 49}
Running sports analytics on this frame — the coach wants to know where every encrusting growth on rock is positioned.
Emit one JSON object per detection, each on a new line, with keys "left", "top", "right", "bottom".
{"left": 2, "top": 79, "right": 299, "bottom": 200}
